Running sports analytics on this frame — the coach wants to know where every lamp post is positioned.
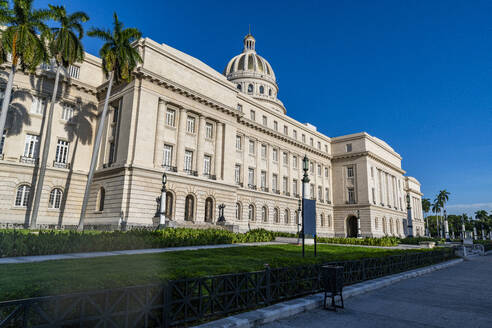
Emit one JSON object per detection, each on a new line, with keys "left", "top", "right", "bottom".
{"left": 297, "top": 198, "right": 302, "bottom": 243}
{"left": 444, "top": 209, "right": 450, "bottom": 242}
{"left": 356, "top": 209, "right": 362, "bottom": 238}
{"left": 301, "top": 155, "right": 310, "bottom": 258}
{"left": 217, "top": 203, "right": 226, "bottom": 224}
{"left": 406, "top": 193, "right": 413, "bottom": 237}
{"left": 158, "top": 172, "right": 167, "bottom": 230}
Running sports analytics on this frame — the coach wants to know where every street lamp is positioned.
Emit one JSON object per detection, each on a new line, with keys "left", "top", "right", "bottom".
{"left": 217, "top": 203, "right": 226, "bottom": 224}
{"left": 157, "top": 172, "right": 167, "bottom": 229}
{"left": 406, "top": 193, "right": 413, "bottom": 238}
{"left": 301, "top": 155, "right": 310, "bottom": 258}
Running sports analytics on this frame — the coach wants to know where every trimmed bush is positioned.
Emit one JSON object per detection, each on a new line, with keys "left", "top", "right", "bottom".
{"left": 317, "top": 236, "right": 399, "bottom": 247}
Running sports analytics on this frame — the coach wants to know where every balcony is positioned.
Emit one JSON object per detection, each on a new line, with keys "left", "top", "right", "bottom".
{"left": 20, "top": 156, "right": 38, "bottom": 164}
{"left": 346, "top": 200, "right": 356, "bottom": 205}
{"left": 236, "top": 182, "right": 243, "bottom": 187}
{"left": 272, "top": 189, "right": 280, "bottom": 195}
{"left": 319, "top": 198, "right": 324, "bottom": 203}
{"left": 162, "top": 165, "right": 177, "bottom": 172}
{"left": 184, "top": 169, "right": 198, "bottom": 176}
{"left": 247, "top": 184, "right": 257, "bottom": 190}
{"left": 326, "top": 200, "right": 332, "bottom": 204}
{"left": 204, "top": 173, "right": 216, "bottom": 180}
{"left": 53, "top": 161, "right": 70, "bottom": 169}
{"left": 260, "top": 186, "right": 269, "bottom": 192}
{"left": 283, "top": 191, "right": 290, "bottom": 197}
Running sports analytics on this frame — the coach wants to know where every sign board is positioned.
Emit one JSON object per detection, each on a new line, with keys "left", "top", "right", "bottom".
{"left": 303, "top": 199, "right": 316, "bottom": 236}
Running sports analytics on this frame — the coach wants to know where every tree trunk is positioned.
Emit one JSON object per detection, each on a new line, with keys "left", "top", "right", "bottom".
{"left": 78, "top": 72, "right": 114, "bottom": 231}
{"left": 0, "top": 65, "right": 16, "bottom": 146}
{"left": 30, "top": 65, "right": 62, "bottom": 228}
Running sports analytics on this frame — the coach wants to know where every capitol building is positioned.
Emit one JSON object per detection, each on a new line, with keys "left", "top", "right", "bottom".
{"left": 0, "top": 33, "right": 425, "bottom": 237}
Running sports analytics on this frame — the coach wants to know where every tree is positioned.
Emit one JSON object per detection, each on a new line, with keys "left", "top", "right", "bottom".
{"left": 431, "top": 200, "right": 441, "bottom": 237}
{"left": 29, "top": 5, "right": 89, "bottom": 228}
{"left": 422, "top": 198, "right": 431, "bottom": 235}
{"left": 78, "top": 12, "right": 142, "bottom": 230}
{"left": 0, "top": 0, "right": 50, "bottom": 151}
{"left": 437, "top": 190, "right": 450, "bottom": 238}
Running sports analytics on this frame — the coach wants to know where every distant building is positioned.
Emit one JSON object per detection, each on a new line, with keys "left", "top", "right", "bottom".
{"left": 0, "top": 33, "right": 425, "bottom": 237}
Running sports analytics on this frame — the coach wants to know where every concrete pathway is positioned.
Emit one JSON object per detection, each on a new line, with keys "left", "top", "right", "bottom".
{"left": 260, "top": 255, "right": 492, "bottom": 328}
{"left": 0, "top": 241, "right": 282, "bottom": 265}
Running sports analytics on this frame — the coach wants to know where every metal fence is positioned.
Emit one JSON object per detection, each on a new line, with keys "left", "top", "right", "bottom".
{"left": 0, "top": 248, "right": 454, "bottom": 328}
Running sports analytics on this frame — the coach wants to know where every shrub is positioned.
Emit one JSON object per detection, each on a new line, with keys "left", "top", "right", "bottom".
{"left": 316, "top": 236, "right": 399, "bottom": 247}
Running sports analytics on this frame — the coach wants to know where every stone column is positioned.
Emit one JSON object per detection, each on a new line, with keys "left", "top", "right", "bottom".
{"left": 176, "top": 108, "right": 187, "bottom": 172}
{"left": 196, "top": 114, "right": 206, "bottom": 176}
{"left": 215, "top": 122, "right": 224, "bottom": 179}
{"left": 153, "top": 99, "right": 166, "bottom": 167}
{"left": 321, "top": 164, "right": 326, "bottom": 202}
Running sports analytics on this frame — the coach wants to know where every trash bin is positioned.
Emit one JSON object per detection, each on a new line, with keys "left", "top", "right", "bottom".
{"left": 320, "top": 265, "right": 344, "bottom": 311}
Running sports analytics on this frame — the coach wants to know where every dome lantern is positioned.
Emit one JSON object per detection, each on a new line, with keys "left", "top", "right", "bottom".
{"left": 244, "top": 34, "right": 256, "bottom": 53}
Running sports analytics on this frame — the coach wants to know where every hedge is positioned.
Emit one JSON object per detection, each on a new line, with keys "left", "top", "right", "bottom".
{"left": 317, "top": 236, "right": 399, "bottom": 247}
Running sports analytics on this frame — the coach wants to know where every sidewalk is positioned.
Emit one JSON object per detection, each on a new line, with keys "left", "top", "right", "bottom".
{"left": 0, "top": 241, "right": 282, "bottom": 265}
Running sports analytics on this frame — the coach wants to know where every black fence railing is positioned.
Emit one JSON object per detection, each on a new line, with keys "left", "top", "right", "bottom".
{"left": 0, "top": 249, "right": 454, "bottom": 328}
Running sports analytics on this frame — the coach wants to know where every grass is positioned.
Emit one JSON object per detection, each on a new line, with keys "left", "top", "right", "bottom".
{"left": 0, "top": 244, "right": 434, "bottom": 301}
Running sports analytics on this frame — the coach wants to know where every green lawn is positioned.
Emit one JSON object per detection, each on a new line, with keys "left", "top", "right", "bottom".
{"left": 0, "top": 244, "right": 430, "bottom": 301}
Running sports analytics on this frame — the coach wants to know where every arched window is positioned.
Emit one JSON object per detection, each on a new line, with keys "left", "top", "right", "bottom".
{"left": 185, "top": 194, "right": 195, "bottom": 221}
{"left": 49, "top": 188, "right": 63, "bottom": 209}
{"left": 247, "top": 84, "right": 253, "bottom": 94}
{"left": 205, "top": 197, "right": 214, "bottom": 223}
{"left": 320, "top": 213, "right": 325, "bottom": 227}
{"left": 269, "top": 88, "right": 272, "bottom": 96}
{"left": 165, "top": 191, "right": 174, "bottom": 218}
{"left": 237, "top": 84, "right": 242, "bottom": 91}
{"left": 248, "top": 204, "right": 255, "bottom": 221}
{"left": 15, "top": 184, "right": 30, "bottom": 207}
{"left": 284, "top": 209, "right": 290, "bottom": 224}
{"left": 262, "top": 206, "right": 268, "bottom": 222}
{"left": 259, "top": 85, "right": 264, "bottom": 94}
{"left": 274, "top": 208, "right": 279, "bottom": 223}
{"left": 236, "top": 202, "right": 241, "bottom": 220}
{"left": 295, "top": 210, "right": 299, "bottom": 225}
{"left": 97, "top": 187, "right": 105, "bottom": 211}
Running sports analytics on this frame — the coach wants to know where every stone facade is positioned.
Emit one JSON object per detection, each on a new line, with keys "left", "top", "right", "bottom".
{"left": 0, "top": 33, "right": 425, "bottom": 237}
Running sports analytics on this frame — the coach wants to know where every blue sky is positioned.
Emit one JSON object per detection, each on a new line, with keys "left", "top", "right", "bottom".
{"left": 37, "top": 0, "right": 492, "bottom": 216}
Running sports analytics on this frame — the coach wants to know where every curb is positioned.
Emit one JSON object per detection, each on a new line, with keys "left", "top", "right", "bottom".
{"left": 194, "top": 258, "right": 464, "bottom": 328}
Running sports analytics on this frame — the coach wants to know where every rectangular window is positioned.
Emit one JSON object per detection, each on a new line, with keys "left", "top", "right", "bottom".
{"left": 283, "top": 176, "right": 288, "bottom": 193}
{"left": 293, "top": 179, "right": 298, "bottom": 196}
{"left": 317, "top": 141, "right": 321, "bottom": 149}
{"left": 272, "top": 174, "right": 278, "bottom": 191}
{"left": 261, "top": 171, "right": 266, "bottom": 188}
{"left": 293, "top": 156, "right": 298, "bottom": 169}
{"left": 283, "top": 152, "right": 288, "bottom": 165}
{"left": 186, "top": 116, "right": 195, "bottom": 133}
{"left": 348, "top": 187, "right": 355, "bottom": 204}
{"left": 310, "top": 184, "right": 315, "bottom": 199}
{"left": 324, "top": 167, "right": 328, "bottom": 177}
{"left": 166, "top": 109, "right": 175, "bottom": 127}
{"left": 112, "top": 106, "right": 119, "bottom": 124}
{"left": 372, "top": 187, "right": 376, "bottom": 204}
{"left": 68, "top": 65, "right": 80, "bottom": 79}
{"left": 302, "top": 134, "right": 306, "bottom": 143}
{"left": 249, "top": 140, "right": 255, "bottom": 155}
{"left": 272, "top": 149, "right": 278, "bottom": 161}
{"left": 108, "top": 142, "right": 115, "bottom": 164}
{"left": 317, "top": 164, "right": 321, "bottom": 176}
{"left": 250, "top": 110, "right": 255, "bottom": 121}
{"left": 61, "top": 104, "right": 74, "bottom": 121}
{"left": 310, "top": 137, "right": 314, "bottom": 147}
{"left": 55, "top": 140, "right": 69, "bottom": 164}
{"left": 325, "top": 144, "right": 328, "bottom": 152}
{"left": 203, "top": 155, "right": 211, "bottom": 174}
{"left": 24, "top": 134, "right": 39, "bottom": 158}
{"left": 346, "top": 143, "right": 352, "bottom": 152}
{"left": 261, "top": 144, "right": 267, "bottom": 159}
{"left": 262, "top": 115, "right": 267, "bottom": 126}
{"left": 309, "top": 162, "right": 314, "bottom": 173}
{"left": 236, "top": 135, "right": 242, "bottom": 150}
{"left": 318, "top": 186, "right": 322, "bottom": 200}
{"left": 237, "top": 104, "right": 243, "bottom": 112}
{"left": 248, "top": 168, "right": 255, "bottom": 186}
{"left": 234, "top": 164, "right": 241, "bottom": 184}
{"left": 163, "top": 144, "right": 173, "bottom": 166}
{"left": 347, "top": 166, "right": 354, "bottom": 178}
{"left": 325, "top": 188, "right": 330, "bottom": 202}
{"left": 205, "top": 122, "right": 213, "bottom": 139}
{"left": 0, "top": 129, "right": 6, "bottom": 154}
{"left": 293, "top": 130, "right": 297, "bottom": 139}
{"left": 184, "top": 150, "right": 193, "bottom": 170}
{"left": 273, "top": 121, "right": 278, "bottom": 131}
{"left": 31, "top": 96, "right": 46, "bottom": 114}
{"left": 283, "top": 125, "right": 288, "bottom": 135}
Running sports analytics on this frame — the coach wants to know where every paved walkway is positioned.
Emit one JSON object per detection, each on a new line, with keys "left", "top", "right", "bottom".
{"left": 0, "top": 241, "right": 282, "bottom": 265}
{"left": 260, "top": 255, "right": 492, "bottom": 328}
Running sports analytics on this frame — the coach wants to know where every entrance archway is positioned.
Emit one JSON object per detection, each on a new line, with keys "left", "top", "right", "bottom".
{"left": 346, "top": 216, "right": 358, "bottom": 237}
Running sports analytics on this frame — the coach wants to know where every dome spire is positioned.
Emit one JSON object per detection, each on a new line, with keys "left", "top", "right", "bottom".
{"left": 243, "top": 26, "right": 256, "bottom": 53}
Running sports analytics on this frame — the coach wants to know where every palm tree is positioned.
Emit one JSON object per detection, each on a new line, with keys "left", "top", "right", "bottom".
{"left": 431, "top": 200, "right": 441, "bottom": 237}
{"left": 437, "top": 190, "right": 450, "bottom": 239}
{"left": 0, "top": 0, "right": 50, "bottom": 150}
{"left": 29, "top": 5, "right": 89, "bottom": 228}
{"left": 78, "top": 12, "right": 142, "bottom": 230}
{"left": 422, "top": 198, "right": 431, "bottom": 236}
{"left": 0, "top": 1, "right": 11, "bottom": 61}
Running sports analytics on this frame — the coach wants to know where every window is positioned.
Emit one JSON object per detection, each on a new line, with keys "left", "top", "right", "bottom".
{"left": 262, "top": 115, "right": 267, "bottom": 126}
{"left": 320, "top": 214, "right": 325, "bottom": 227}
{"left": 112, "top": 106, "right": 119, "bottom": 123}
{"left": 274, "top": 208, "right": 279, "bottom": 223}
{"left": 205, "top": 123, "right": 213, "bottom": 139}
{"left": 310, "top": 138, "right": 314, "bottom": 147}
{"left": 203, "top": 155, "right": 211, "bottom": 175}
{"left": 370, "top": 167, "right": 374, "bottom": 178}
{"left": 163, "top": 144, "right": 173, "bottom": 167}
{"left": 55, "top": 140, "right": 69, "bottom": 164}
{"left": 237, "top": 104, "right": 243, "bottom": 112}
{"left": 248, "top": 168, "right": 255, "bottom": 186}
{"left": 325, "top": 145, "right": 328, "bottom": 152}
{"left": 186, "top": 116, "right": 195, "bottom": 133}
{"left": 317, "top": 141, "right": 321, "bottom": 150}
{"left": 250, "top": 110, "right": 256, "bottom": 121}
{"left": 15, "top": 184, "right": 30, "bottom": 207}
{"left": 272, "top": 149, "right": 278, "bottom": 161}
{"left": 261, "top": 171, "right": 266, "bottom": 188}
{"left": 236, "top": 135, "right": 242, "bottom": 150}
{"left": 269, "top": 88, "right": 272, "bottom": 96}
{"left": 204, "top": 197, "right": 214, "bottom": 222}
{"left": 324, "top": 167, "right": 328, "bottom": 178}
{"left": 302, "top": 134, "right": 306, "bottom": 143}
{"left": 317, "top": 165, "right": 321, "bottom": 176}
{"left": 235, "top": 202, "right": 241, "bottom": 220}
{"left": 261, "top": 144, "right": 267, "bottom": 159}
{"left": 249, "top": 140, "right": 255, "bottom": 155}
{"left": 347, "top": 166, "right": 354, "bottom": 178}
{"left": 61, "top": 104, "right": 74, "bottom": 121}
{"left": 97, "top": 187, "right": 105, "bottom": 211}
{"left": 283, "top": 152, "right": 288, "bottom": 165}
{"left": 31, "top": 96, "right": 46, "bottom": 114}
{"left": 283, "top": 177, "right": 288, "bottom": 193}
{"left": 165, "top": 109, "right": 175, "bottom": 126}
{"left": 237, "top": 84, "right": 242, "bottom": 91}
{"left": 249, "top": 204, "right": 255, "bottom": 221}
{"left": 310, "top": 184, "right": 315, "bottom": 199}
{"left": 348, "top": 187, "right": 355, "bottom": 204}
{"left": 283, "top": 125, "right": 288, "bottom": 135}
{"left": 284, "top": 209, "right": 290, "bottom": 224}
{"left": 247, "top": 84, "right": 253, "bottom": 94}
{"left": 372, "top": 187, "right": 376, "bottom": 204}
{"left": 165, "top": 191, "right": 173, "bottom": 218}
{"left": 293, "top": 180, "right": 298, "bottom": 196}
{"left": 259, "top": 85, "right": 264, "bottom": 94}
{"left": 291, "top": 156, "right": 297, "bottom": 169}
{"left": 0, "top": 129, "right": 5, "bottom": 154}
{"left": 309, "top": 162, "right": 314, "bottom": 173}
{"left": 24, "top": 134, "right": 39, "bottom": 158}
{"left": 346, "top": 143, "right": 352, "bottom": 152}
{"left": 273, "top": 121, "right": 278, "bottom": 131}
{"left": 325, "top": 188, "right": 330, "bottom": 202}
{"left": 184, "top": 150, "right": 193, "bottom": 171}
{"left": 234, "top": 164, "right": 241, "bottom": 184}
{"left": 318, "top": 186, "right": 323, "bottom": 200}
{"left": 68, "top": 65, "right": 80, "bottom": 79}
{"left": 185, "top": 195, "right": 194, "bottom": 221}
{"left": 272, "top": 174, "right": 278, "bottom": 191}
{"left": 262, "top": 206, "right": 268, "bottom": 222}
{"left": 49, "top": 188, "right": 63, "bottom": 209}
{"left": 108, "top": 142, "right": 115, "bottom": 164}
{"left": 293, "top": 130, "right": 297, "bottom": 139}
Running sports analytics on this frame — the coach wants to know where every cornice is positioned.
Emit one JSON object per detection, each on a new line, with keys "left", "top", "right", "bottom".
{"left": 332, "top": 151, "right": 406, "bottom": 174}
